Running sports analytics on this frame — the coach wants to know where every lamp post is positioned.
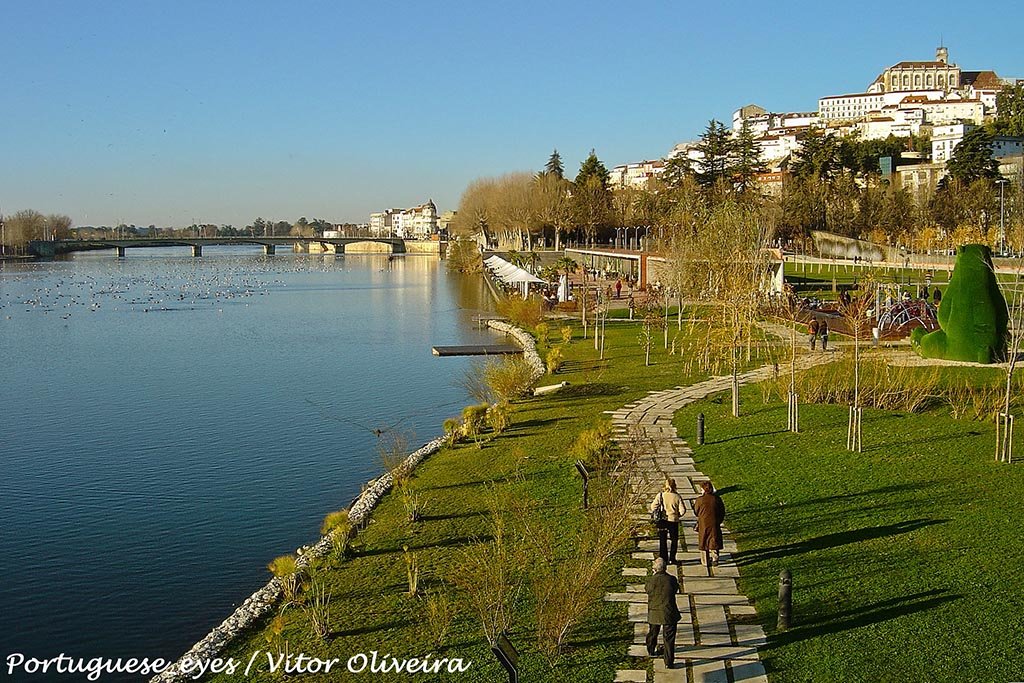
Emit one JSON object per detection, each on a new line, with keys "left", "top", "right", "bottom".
{"left": 997, "top": 178, "right": 1009, "bottom": 255}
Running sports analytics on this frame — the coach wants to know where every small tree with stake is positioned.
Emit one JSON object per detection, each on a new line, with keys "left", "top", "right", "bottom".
{"left": 841, "top": 277, "right": 877, "bottom": 452}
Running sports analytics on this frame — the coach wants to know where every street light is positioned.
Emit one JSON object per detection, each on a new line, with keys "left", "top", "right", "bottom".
{"left": 997, "top": 178, "right": 1009, "bottom": 255}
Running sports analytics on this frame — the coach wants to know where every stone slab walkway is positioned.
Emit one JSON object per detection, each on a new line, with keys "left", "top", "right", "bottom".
{"left": 606, "top": 352, "right": 833, "bottom": 683}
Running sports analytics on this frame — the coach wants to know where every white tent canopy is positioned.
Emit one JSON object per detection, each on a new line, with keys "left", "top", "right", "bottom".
{"left": 484, "top": 255, "right": 545, "bottom": 297}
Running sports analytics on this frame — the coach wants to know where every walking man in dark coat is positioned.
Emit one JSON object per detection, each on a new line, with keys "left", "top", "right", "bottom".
{"left": 645, "top": 557, "right": 681, "bottom": 668}
{"left": 693, "top": 480, "right": 726, "bottom": 566}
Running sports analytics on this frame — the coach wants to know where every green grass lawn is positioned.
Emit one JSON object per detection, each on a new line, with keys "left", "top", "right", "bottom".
{"left": 205, "top": 320, "right": 748, "bottom": 682}
{"left": 200, "top": 306, "right": 1024, "bottom": 683}
{"left": 673, "top": 385, "right": 1024, "bottom": 683}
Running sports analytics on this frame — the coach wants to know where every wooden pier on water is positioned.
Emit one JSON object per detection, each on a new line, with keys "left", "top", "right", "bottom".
{"left": 431, "top": 344, "right": 521, "bottom": 357}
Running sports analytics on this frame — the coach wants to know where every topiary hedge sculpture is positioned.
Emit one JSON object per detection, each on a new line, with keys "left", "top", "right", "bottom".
{"left": 910, "top": 244, "right": 1008, "bottom": 364}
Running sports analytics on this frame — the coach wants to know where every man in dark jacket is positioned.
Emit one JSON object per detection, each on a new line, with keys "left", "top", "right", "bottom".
{"left": 645, "top": 557, "right": 681, "bottom": 668}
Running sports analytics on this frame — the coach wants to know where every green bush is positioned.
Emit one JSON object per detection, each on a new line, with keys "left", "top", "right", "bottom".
{"left": 911, "top": 244, "right": 1008, "bottom": 363}
{"left": 546, "top": 347, "right": 564, "bottom": 374}
{"left": 497, "top": 295, "right": 544, "bottom": 329}
{"left": 484, "top": 355, "right": 538, "bottom": 402}
{"left": 487, "top": 401, "right": 513, "bottom": 434}
{"left": 569, "top": 424, "right": 615, "bottom": 471}
{"left": 446, "top": 239, "right": 483, "bottom": 274}
{"left": 462, "top": 403, "right": 490, "bottom": 438}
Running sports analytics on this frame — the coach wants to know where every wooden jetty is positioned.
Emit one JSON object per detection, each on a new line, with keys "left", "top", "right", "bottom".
{"left": 431, "top": 344, "right": 521, "bottom": 357}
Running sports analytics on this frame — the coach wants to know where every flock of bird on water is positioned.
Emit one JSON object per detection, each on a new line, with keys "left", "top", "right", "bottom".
{"left": 0, "top": 252, "right": 391, "bottom": 322}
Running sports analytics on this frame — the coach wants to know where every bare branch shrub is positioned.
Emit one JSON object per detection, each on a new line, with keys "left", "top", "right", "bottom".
{"left": 450, "top": 487, "right": 526, "bottom": 646}
{"left": 425, "top": 589, "right": 455, "bottom": 649}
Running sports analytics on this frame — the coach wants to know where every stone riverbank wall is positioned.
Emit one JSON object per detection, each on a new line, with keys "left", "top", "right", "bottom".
{"left": 151, "top": 319, "right": 541, "bottom": 683}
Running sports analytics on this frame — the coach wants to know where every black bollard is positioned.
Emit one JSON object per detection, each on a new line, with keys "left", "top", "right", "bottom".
{"left": 697, "top": 413, "right": 705, "bottom": 445}
{"left": 778, "top": 569, "right": 792, "bottom": 630}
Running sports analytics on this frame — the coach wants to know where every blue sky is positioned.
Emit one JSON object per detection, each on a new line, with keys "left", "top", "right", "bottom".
{"left": 3, "top": 1, "right": 1022, "bottom": 227}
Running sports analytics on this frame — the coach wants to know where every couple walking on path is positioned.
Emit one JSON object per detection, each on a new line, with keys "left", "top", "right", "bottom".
{"left": 648, "top": 479, "right": 726, "bottom": 566}
{"left": 646, "top": 480, "right": 726, "bottom": 669}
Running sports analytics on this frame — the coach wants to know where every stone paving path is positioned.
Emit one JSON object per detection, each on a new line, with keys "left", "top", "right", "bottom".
{"left": 606, "top": 352, "right": 834, "bottom": 683}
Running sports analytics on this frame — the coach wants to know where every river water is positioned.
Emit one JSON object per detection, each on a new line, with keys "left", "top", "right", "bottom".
{"left": 0, "top": 247, "right": 493, "bottom": 671}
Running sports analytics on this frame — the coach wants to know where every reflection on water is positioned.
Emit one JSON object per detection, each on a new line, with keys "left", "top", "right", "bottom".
{"left": 0, "top": 248, "right": 493, "bottom": 669}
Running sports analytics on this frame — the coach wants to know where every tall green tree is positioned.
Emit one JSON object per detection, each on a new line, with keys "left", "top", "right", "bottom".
{"left": 731, "top": 120, "right": 765, "bottom": 193}
{"left": 945, "top": 128, "right": 1000, "bottom": 186}
{"left": 660, "top": 153, "right": 693, "bottom": 189}
{"left": 543, "top": 149, "right": 565, "bottom": 179}
{"left": 572, "top": 150, "right": 612, "bottom": 245}
{"left": 575, "top": 149, "right": 610, "bottom": 188}
{"left": 694, "top": 120, "right": 733, "bottom": 189}
{"left": 992, "top": 84, "right": 1024, "bottom": 137}
{"left": 791, "top": 127, "right": 841, "bottom": 182}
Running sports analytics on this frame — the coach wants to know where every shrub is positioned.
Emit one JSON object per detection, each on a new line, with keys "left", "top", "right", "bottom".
{"left": 267, "top": 554, "right": 301, "bottom": 602}
{"left": 484, "top": 355, "right": 538, "bottom": 402}
{"left": 446, "top": 239, "right": 483, "bottom": 274}
{"left": 560, "top": 325, "right": 573, "bottom": 346}
{"left": 535, "top": 322, "right": 551, "bottom": 347}
{"left": 767, "top": 355, "right": 941, "bottom": 413}
{"left": 320, "top": 509, "right": 351, "bottom": 536}
{"left": 546, "top": 347, "right": 564, "bottom": 374}
{"left": 569, "top": 424, "right": 615, "bottom": 471}
{"left": 402, "top": 545, "right": 419, "bottom": 597}
{"left": 443, "top": 418, "right": 462, "bottom": 444}
{"left": 462, "top": 403, "right": 490, "bottom": 439}
{"left": 487, "top": 401, "right": 513, "bottom": 434}
{"left": 321, "top": 509, "right": 353, "bottom": 559}
{"left": 425, "top": 590, "right": 455, "bottom": 649}
{"left": 306, "top": 576, "right": 332, "bottom": 640}
{"left": 497, "top": 295, "right": 544, "bottom": 329}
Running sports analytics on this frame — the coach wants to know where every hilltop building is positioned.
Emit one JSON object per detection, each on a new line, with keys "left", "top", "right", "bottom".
{"left": 608, "top": 160, "right": 666, "bottom": 189}
{"left": 369, "top": 201, "right": 439, "bottom": 239}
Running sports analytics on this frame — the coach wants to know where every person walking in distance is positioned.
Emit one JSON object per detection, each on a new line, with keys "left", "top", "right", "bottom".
{"left": 808, "top": 317, "right": 819, "bottom": 350}
{"left": 693, "top": 480, "right": 726, "bottom": 566}
{"left": 819, "top": 317, "right": 830, "bottom": 351}
{"left": 645, "top": 557, "right": 681, "bottom": 669}
{"left": 649, "top": 478, "right": 686, "bottom": 565}
{"left": 615, "top": 277, "right": 622, "bottom": 299}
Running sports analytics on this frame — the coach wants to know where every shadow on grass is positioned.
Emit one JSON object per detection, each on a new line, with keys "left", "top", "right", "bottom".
{"left": 734, "top": 518, "right": 948, "bottom": 565}
{"left": 766, "top": 589, "right": 960, "bottom": 648}
{"left": 546, "top": 383, "right": 627, "bottom": 399}
{"left": 420, "top": 510, "right": 482, "bottom": 522}
{"left": 742, "top": 481, "right": 947, "bottom": 514}
{"left": 356, "top": 534, "right": 492, "bottom": 558}
{"left": 560, "top": 360, "right": 610, "bottom": 372}
{"left": 865, "top": 428, "right": 984, "bottom": 453}
{"left": 331, "top": 620, "right": 409, "bottom": 639}
{"left": 715, "top": 485, "right": 742, "bottom": 496}
{"left": 706, "top": 429, "right": 788, "bottom": 445}
{"left": 511, "top": 417, "right": 561, "bottom": 431}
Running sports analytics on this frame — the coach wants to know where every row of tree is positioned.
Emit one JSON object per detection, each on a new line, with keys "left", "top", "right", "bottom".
{"left": 1, "top": 213, "right": 366, "bottom": 250}
{"left": 450, "top": 113, "right": 1023, "bottom": 254}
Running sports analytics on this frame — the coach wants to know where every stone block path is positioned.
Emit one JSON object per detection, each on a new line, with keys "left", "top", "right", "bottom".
{"left": 606, "top": 352, "right": 833, "bottom": 683}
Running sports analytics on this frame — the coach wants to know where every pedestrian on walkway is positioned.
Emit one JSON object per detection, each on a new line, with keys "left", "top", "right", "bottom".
{"left": 807, "top": 317, "right": 819, "bottom": 350}
{"left": 649, "top": 478, "right": 686, "bottom": 565}
{"left": 615, "top": 277, "right": 622, "bottom": 299}
{"left": 693, "top": 480, "right": 726, "bottom": 566}
{"left": 819, "top": 317, "right": 829, "bottom": 351}
{"left": 645, "top": 557, "right": 681, "bottom": 669}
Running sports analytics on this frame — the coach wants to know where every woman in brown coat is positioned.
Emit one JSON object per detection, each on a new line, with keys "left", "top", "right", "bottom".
{"left": 693, "top": 480, "right": 726, "bottom": 566}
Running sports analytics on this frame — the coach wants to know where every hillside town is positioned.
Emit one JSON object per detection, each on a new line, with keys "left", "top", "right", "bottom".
{"left": 611, "top": 46, "right": 1022, "bottom": 197}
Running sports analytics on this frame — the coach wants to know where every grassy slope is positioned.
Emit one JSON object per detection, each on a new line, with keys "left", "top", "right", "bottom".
{"left": 673, "top": 381, "right": 1024, "bottom": 683}
{"left": 206, "top": 320, "right": 732, "bottom": 682}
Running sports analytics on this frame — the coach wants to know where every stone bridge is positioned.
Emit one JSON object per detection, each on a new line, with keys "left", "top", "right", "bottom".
{"left": 28, "top": 236, "right": 406, "bottom": 258}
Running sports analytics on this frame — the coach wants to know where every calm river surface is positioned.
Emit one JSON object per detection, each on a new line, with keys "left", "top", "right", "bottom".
{"left": 0, "top": 247, "right": 493, "bottom": 670}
